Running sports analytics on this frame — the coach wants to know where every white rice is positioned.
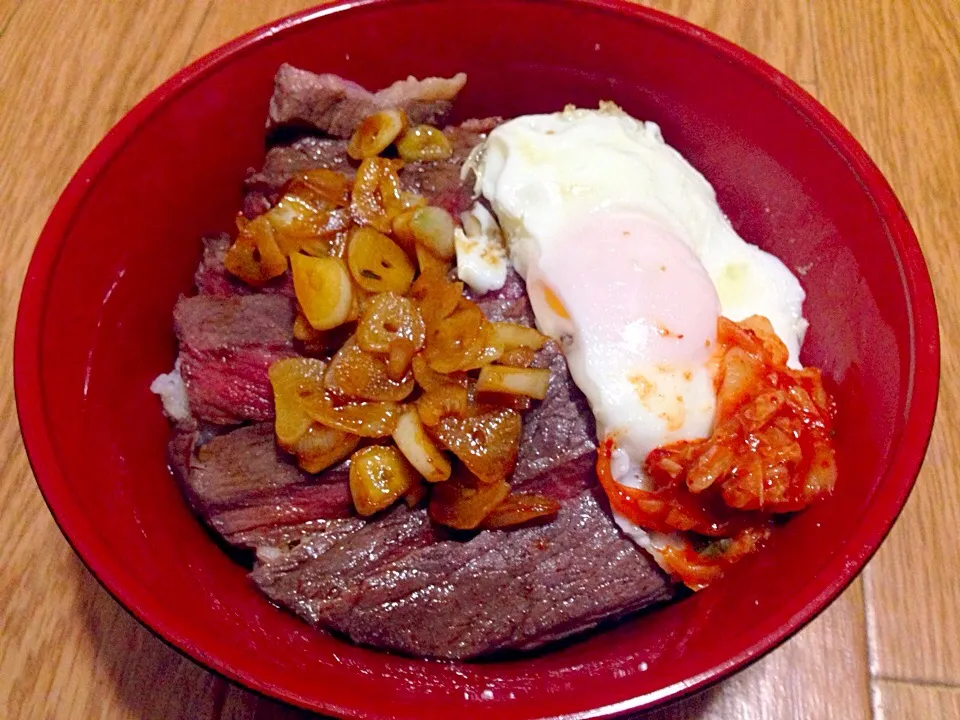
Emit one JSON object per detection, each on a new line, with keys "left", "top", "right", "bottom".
{"left": 150, "top": 358, "right": 192, "bottom": 423}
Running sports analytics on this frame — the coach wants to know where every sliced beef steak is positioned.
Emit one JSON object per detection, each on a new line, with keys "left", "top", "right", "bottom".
{"left": 174, "top": 294, "right": 296, "bottom": 424}
{"left": 267, "top": 64, "right": 466, "bottom": 137}
{"left": 471, "top": 270, "right": 598, "bottom": 493}
{"left": 167, "top": 425, "right": 200, "bottom": 484}
{"left": 173, "top": 423, "right": 353, "bottom": 546}
{"left": 185, "top": 423, "right": 313, "bottom": 510}
{"left": 252, "top": 489, "right": 672, "bottom": 659}
{"left": 243, "top": 137, "right": 353, "bottom": 218}
{"left": 397, "top": 120, "right": 501, "bottom": 217}
{"left": 175, "top": 292, "right": 294, "bottom": 355}
{"left": 193, "top": 234, "right": 240, "bottom": 296}
{"left": 516, "top": 342, "right": 597, "bottom": 495}
{"left": 467, "top": 268, "right": 533, "bottom": 324}
{"left": 244, "top": 119, "right": 497, "bottom": 218}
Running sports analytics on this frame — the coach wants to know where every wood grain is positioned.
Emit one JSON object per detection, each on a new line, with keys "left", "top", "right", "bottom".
{"left": 875, "top": 681, "right": 960, "bottom": 720}
{"left": 185, "top": 0, "right": 816, "bottom": 84}
{"left": 186, "top": 0, "right": 331, "bottom": 60}
{"left": 641, "top": 0, "right": 815, "bottom": 83}
{"left": 0, "top": 1, "right": 955, "bottom": 719}
{"left": 0, "top": 1, "right": 223, "bottom": 718}
{"left": 812, "top": 0, "right": 960, "bottom": 689}
{"left": 0, "top": 1, "right": 21, "bottom": 37}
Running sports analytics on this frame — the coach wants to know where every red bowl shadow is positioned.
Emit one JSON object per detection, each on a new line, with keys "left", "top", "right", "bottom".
{"left": 14, "top": 0, "right": 939, "bottom": 718}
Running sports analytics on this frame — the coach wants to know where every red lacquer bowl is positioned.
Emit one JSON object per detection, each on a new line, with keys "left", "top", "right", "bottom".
{"left": 15, "top": 1, "right": 939, "bottom": 717}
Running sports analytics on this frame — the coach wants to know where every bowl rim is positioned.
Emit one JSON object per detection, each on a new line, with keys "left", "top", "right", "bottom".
{"left": 14, "top": 0, "right": 940, "bottom": 717}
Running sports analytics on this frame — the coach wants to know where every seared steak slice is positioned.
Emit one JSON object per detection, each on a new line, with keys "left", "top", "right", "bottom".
{"left": 244, "top": 120, "right": 498, "bottom": 219}
{"left": 252, "top": 490, "right": 672, "bottom": 659}
{"left": 212, "top": 476, "right": 352, "bottom": 547}
{"left": 517, "top": 342, "right": 598, "bottom": 489}
{"left": 193, "top": 234, "right": 239, "bottom": 296}
{"left": 253, "top": 507, "right": 444, "bottom": 623}
{"left": 267, "top": 64, "right": 466, "bottom": 137}
{"left": 167, "top": 425, "right": 199, "bottom": 484}
{"left": 175, "top": 293, "right": 294, "bottom": 355}
{"left": 467, "top": 268, "right": 533, "bottom": 324}
{"left": 471, "top": 271, "right": 598, "bottom": 489}
{"left": 243, "top": 137, "right": 353, "bottom": 218}
{"left": 397, "top": 121, "right": 501, "bottom": 217}
{"left": 173, "top": 423, "right": 353, "bottom": 546}
{"left": 185, "top": 423, "right": 309, "bottom": 510}
{"left": 268, "top": 67, "right": 370, "bottom": 137}
{"left": 174, "top": 294, "right": 296, "bottom": 424}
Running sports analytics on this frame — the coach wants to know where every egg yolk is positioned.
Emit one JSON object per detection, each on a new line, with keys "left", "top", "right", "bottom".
{"left": 531, "top": 211, "right": 718, "bottom": 361}
{"left": 526, "top": 211, "right": 721, "bottom": 460}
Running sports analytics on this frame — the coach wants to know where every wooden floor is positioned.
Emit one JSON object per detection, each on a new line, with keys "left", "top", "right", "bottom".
{"left": 1, "top": 1, "right": 958, "bottom": 718}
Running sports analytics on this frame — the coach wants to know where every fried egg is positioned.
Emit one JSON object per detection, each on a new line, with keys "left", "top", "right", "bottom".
{"left": 465, "top": 104, "right": 809, "bottom": 564}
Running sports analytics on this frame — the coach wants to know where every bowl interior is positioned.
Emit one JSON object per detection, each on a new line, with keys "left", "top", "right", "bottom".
{"left": 18, "top": 1, "right": 935, "bottom": 718}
